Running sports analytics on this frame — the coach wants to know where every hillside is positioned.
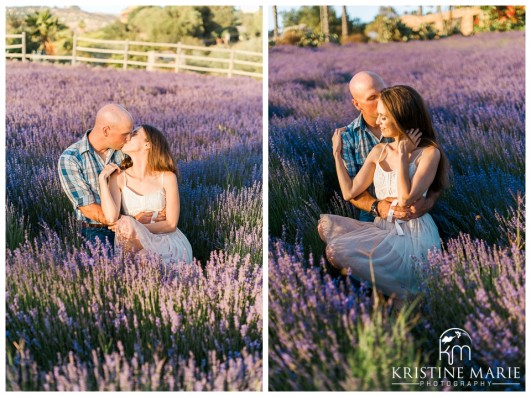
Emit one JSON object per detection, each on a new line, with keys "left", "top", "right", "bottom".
{"left": 6, "top": 6, "right": 119, "bottom": 34}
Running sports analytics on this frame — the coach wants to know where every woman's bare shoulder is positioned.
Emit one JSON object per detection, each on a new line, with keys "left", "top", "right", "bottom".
{"left": 367, "top": 143, "right": 387, "bottom": 162}
{"left": 163, "top": 171, "right": 177, "bottom": 185}
{"left": 110, "top": 171, "right": 124, "bottom": 188}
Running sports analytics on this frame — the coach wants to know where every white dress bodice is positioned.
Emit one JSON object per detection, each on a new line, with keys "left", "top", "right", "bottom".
{"left": 121, "top": 173, "right": 165, "bottom": 216}
{"left": 373, "top": 145, "right": 427, "bottom": 200}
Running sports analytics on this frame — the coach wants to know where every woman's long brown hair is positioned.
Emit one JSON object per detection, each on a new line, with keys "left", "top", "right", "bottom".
{"left": 380, "top": 85, "right": 449, "bottom": 193}
{"left": 120, "top": 124, "right": 178, "bottom": 175}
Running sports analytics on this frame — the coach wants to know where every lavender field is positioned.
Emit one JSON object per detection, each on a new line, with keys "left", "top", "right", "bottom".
{"left": 6, "top": 63, "right": 262, "bottom": 390}
{"left": 269, "top": 31, "right": 525, "bottom": 391}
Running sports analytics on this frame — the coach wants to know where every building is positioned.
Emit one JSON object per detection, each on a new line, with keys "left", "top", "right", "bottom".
{"left": 400, "top": 7, "right": 486, "bottom": 36}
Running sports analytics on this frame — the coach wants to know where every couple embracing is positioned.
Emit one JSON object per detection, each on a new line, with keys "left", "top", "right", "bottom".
{"left": 318, "top": 71, "right": 449, "bottom": 299}
{"left": 59, "top": 104, "right": 193, "bottom": 266}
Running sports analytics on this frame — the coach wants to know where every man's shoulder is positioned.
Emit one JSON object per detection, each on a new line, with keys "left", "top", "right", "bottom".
{"left": 60, "top": 140, "right": 84, "bottom": 161}
{"left": 345, "top": 115, "right": 363, "bottom": 132}
{"left": 341, "top": 115, "right": 363, "bottom": 142}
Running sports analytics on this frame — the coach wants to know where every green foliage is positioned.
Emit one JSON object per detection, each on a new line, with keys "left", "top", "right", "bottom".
{"left": 238, "top": 8, "right": 263, "bottom": 40}
{"left": 127, "top": 6, "right": 203, "bottom": 43}
{"left": 365, "top": 14, "right": 413, "bottom": 43}
{"left": 478, "top": 6, "right": 526, "bottom": 32}
{"left": 25, "top": 9, "right": 68, "bottom": 54}
{"left": 281, "top": 6, "right": 346, "bottom": 37}
{"left": 411, "top": 23, "right": 439, "bottom": 41}
{"left": 298, "top": 32, "right": 340, "bottom": 47}
{"left": 282, "top": 6, "right": 321, "bottom": 31}
{"left": 6, "top": 202, "right": 27, "bottom": 251}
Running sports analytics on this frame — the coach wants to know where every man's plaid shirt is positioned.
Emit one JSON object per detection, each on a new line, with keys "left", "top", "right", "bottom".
{"left": 58, "top": 130, "right": 124, "bottom": 224}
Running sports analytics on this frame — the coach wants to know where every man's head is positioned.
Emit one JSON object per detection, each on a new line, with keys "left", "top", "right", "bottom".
{"left": 349, "top": 71, "right": 387, "bottom": 127}
{"left": 93, "top": 104, "right": 134, "bottom": 150}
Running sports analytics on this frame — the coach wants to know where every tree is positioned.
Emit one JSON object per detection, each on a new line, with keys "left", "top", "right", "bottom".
{"left": 341, "top": 6, "right": 348, "bottom": 39}
{"left": 25, "top": 9, "right": 67, "bottom": 55}
{"left": 273, "top": 6, "right": 279, "bottom": 41}
{"left": 237, "top": 8, "right": 262, "bottom": 40}
{"left": 365, "top": 7, "right": 412, "bottom": 43}
{"left": 320, "top": 6, "right": 330, "bottom": 41}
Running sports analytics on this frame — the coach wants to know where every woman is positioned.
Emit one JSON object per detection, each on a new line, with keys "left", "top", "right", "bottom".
{"left": 318, "top": 85, "right": 449, "bottom": 299}
{"left": 99, "top": 124, "right": 193, "bottom": 266}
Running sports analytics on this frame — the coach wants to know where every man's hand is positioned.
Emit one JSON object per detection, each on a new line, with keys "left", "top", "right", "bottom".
{"left": 378, "top": 198, "right": 411, "bottom": 221}
{"left": 134, "top": 208, "right": 167, "bottom": 224}
{"left": 378, "top": 196, "right": 434, "bottom": 222}
{"left": 407, "top": 196, "right": 434, "bottom": 219}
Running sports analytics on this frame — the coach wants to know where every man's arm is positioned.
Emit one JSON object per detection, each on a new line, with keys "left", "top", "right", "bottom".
{"left": 79, "top": 203, "right": 111, "bottom": 225}
{"left": 349, "top": 193, "right": 403, "bottom": 220}
{"left": 349, "top": 191, "right": 376, "bottom": 213}
{"left": 59, "top": 154, "right": 102, "bottom": 222}
{"left": 407, "top": 188, "right": 442, "bottom": 219}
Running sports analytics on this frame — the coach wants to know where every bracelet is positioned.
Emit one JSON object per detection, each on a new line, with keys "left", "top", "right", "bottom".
{"left": 387, "top": 199, "right": 399, "bottom": 223}
{"left": 370, "top": 200, "right": 380, "bottom": 218}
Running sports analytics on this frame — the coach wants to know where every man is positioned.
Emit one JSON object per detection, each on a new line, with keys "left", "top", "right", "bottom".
{"left": 337, "top": 71, "right": 439, "bottom": 222}
{"left": 59, "top": 103, "right": 163, "bottom": 246}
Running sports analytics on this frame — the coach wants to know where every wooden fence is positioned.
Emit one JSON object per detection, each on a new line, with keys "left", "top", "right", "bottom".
{"left": 5, "top": 32, "right": 262, "bottom": 78}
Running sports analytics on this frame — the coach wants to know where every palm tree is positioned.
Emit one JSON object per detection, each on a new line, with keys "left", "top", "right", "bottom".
{"left": 320, "top": 6, "right": 330, "bottom": 42}
{"left": 25, "top": 9, "right": 66, "bottom": 55}
{"left": 341, "top": 6, "right": 348, "bottom": 39}
{"left": 273, "top": 6, "right": 279, "bottom": 41}
{"left": 436, "top": 5, "right": 446, "bottom": 35}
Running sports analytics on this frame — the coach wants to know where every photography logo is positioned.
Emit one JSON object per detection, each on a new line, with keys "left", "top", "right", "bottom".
{"left": 439, "top": 328, "right": 472, "bottom": 365}
{"left": 392, "top": 326, "right": 522, "bottom": 389}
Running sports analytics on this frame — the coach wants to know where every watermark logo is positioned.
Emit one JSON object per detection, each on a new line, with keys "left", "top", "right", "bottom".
{"left": 439, "top": 328, "right": 472, "bottom": 365}
{"left": 392, "top": 326, "right": 521, "bottom": 389}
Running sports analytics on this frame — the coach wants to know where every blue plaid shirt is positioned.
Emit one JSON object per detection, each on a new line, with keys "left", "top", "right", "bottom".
{"left": 58, "top": 130, "right": 124, "bottom": 224}
{"left": 341, "top": 115, "right": 391, "bottom": 220}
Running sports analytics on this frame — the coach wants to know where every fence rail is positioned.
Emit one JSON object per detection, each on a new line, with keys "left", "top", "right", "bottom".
{"left": 5, "top": 32, "right": 262, "bottom": 78}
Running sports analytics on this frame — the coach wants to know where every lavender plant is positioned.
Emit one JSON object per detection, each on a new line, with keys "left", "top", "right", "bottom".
{"left": 269, "top": 31, "right": 524, "bottom": 391}
{"left": 6, "top": 62, "right": 262, "bottom": 390}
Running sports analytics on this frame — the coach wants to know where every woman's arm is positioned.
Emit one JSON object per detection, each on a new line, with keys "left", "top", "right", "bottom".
{"left": 144, "top": 172, "right": 179, "bottom": 234}
{"left": 332, "top": 129, "right": 380, "bottom": 201}
{"left": 397, "top": 146, "right": 440, "bottom": 207}
{"left": 99, "top": 165, "right": 122, "bottom": 223}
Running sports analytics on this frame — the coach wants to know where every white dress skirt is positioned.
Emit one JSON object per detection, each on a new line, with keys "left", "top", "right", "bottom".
{"left": 318, "top": 147, "right": 441, "bottom": 299}
{"left": 116, "top": 172, "right": 193, "bottom": 266}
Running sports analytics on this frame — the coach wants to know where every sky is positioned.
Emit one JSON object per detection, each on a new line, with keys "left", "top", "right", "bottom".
{"left": 5, "top": 2, "right": 260, "bottom": 15}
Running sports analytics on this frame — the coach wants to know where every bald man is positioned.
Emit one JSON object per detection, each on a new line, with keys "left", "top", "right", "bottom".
{"left": 337, "top": 71, "right": 437, "bottom": 222}
{"left": 59, "top": 104, "right": 160, "bottom": 246}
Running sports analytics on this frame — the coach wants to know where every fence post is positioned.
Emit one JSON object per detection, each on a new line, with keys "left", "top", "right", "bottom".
{"left": 228, "top": 49, "right": 235, "bottom": 78}
{"left": 123, "top": 40, "right": 129, "bottom": 70}
{"left": 147, "top": 51, "right": 155, "bottom": 71}
{"left": 174, "top": 42, "right": 182, "bottom": 73}
{"left": 72, "top": 34, "right": 77, "bottom": 65}
{"left": 21, "top": 32, "right": 26, "bottom": 62}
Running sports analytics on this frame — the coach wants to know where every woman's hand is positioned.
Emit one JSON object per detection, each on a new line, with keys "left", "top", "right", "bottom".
{"left": 398, "top": 128, "right": 422, "bottom": 157}
{"left": 332, "top": 128, "right": 345, "bottom": 157}
{"left": 99, "top": 164, "right": 121, "bottom": 183}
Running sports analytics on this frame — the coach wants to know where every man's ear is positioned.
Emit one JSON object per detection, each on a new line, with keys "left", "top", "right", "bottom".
{"left": 102, "top": 125, "right": 110, "bottom": 136}
{"left": 352, "top": 98, "right": 361, "bottom": 111}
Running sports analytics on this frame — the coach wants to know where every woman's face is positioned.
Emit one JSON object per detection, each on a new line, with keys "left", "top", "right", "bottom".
{"left": 376, "top": 100, "right": 400, "bottom": 138}
{"left": 122, "top": 127, "right": 149, "bottom": 154}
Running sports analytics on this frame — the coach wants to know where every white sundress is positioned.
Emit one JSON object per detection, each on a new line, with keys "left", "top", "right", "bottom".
{"left": 117, "top": 171, "right": 193, "bottom": 266}
{"left": 318, "top": 145, "right": 441, "bottom": 299}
